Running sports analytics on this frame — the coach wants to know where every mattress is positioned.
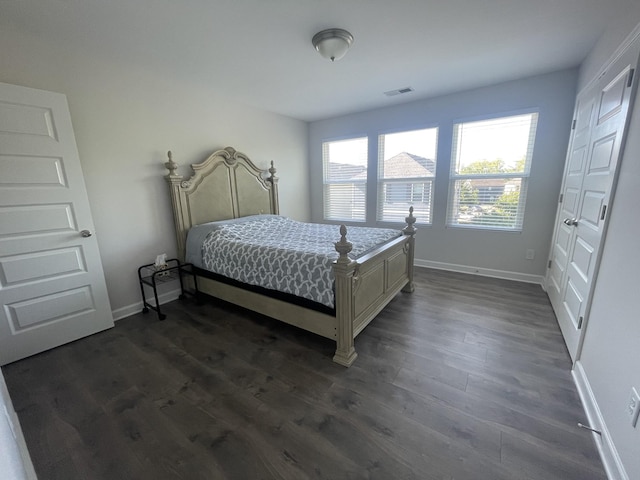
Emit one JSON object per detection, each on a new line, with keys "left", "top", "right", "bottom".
{"left": 185, "top": 215, "right": 401, "bottom": 308}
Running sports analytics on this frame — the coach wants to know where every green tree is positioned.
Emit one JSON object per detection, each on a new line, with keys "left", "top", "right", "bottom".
{"left": 459, "top": 180, "right": 478, "bottom": 205}
{"left": 495, "top": 190, "right": 520, "bottom": 212}
{"left": 459, "top": 157, "right": 524, "bottom": 228}
{"left": 506, "top": 157, "right": 526, "bottom": 173}
{"left": 471, "top": 189, "right": 520, "bottom": 227}
{"left": 460, "top": 159, "right": 505, "bottom": 174}
{"left": 461, "top": 157, "right": 526, "bottom": 174}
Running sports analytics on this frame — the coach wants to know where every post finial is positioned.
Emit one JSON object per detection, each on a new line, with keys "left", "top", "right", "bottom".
{"left": 403, "top": 206, "right": 417, "bottom": 236}
{"left": 335, "top": 224, "right": 353, "bottom": 263}
{"left": 268, "top": 160, "right": 278, "bottom": 182}
{"left": 165, "top": 150, "right": 178, "bottom": 176}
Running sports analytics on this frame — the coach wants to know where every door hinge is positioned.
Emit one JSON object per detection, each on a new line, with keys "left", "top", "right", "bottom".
{"left": 601, "top": 205, "right": 607, "bottom": 221}
{"left": 571, "top": 119, "right": 577, "bottom": 130}
{"left": 548, "top": 260, "right": 552, "bottom": 268}
{"left": 628, "top": 68, "right": 635, "bottom": 88}
{"left": 578, "top": 316, "right": 583, "bottom": 329}
{"left": 559, "top": 193, "right": 564, "bottom": 203}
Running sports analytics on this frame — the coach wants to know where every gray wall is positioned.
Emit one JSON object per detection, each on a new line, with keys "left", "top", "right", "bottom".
{"left": 309, "top": 70, "right": 577, "bottom": 280}
{"left": 0, "top": 23, "right": 310, "bottom": 317}
{"left": 578, "top": 4, "right": 640, "bottom": 91}
{"left": 577, "top": 17, "right": 640, "bottom": 480}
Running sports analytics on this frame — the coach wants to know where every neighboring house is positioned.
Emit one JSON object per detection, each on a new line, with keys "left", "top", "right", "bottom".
{"left": 324, "top": 162, "right": 367, "bottom": 220}
{"left": 351, "top": 150, "right": 435, "bottom": 204}
{"left": 380, "top": 152, "right": 435, "bottom": 179}
{"left": 327, "top": 162, "right": 366, "bottom": 181}
{"left": 378, "top": 152, "right": 435, "bottom": 205}
{"left": 465, "top": 178, "right": 507, "bottom": 203}
{"left": 459, "top": 178, "right": 521, "bottom": 202}
{"left": 328, "top": 152, "right": 436, "bottom": 221}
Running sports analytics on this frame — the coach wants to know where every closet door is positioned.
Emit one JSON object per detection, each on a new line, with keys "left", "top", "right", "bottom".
{"left": 547, "top": 44, "right": 639, "bottom": 361}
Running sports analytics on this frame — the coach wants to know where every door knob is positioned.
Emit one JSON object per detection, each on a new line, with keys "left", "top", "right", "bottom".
{"left": 563, "top": 218, "right": 578, "bottom": 227}
{"left": 80, "top": 229, "right": 92, "bottom": 237}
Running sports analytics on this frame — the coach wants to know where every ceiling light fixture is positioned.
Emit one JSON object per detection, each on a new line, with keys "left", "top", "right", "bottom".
{"left": 312, "top": 28, "right": 354, "bottom": 62}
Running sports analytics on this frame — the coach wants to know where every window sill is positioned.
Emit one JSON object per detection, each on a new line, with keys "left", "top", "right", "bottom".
{"left": 445, "top": 224, "right": 523, "bottom": 233}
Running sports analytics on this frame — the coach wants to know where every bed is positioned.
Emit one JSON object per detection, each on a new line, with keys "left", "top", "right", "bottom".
{"left": 164, "top": 146, "right": 416, "bottom": 366}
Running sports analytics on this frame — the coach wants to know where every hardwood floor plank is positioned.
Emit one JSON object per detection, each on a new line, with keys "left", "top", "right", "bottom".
{"left": 2, "top": 267, "right": 607, "bottom": 479}
{"left": 392, "top": 362, "right": 602, "bottom": 470}
{"left": 465, "top": 373, "right": 586, "bottom": 430}
{"left": 500, "top": 431, "right": 607, "bottom": 480}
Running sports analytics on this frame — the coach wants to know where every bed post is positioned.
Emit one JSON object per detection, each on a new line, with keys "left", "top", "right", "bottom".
{"left": 164, "top": 151, "right": 187, "bottom": 261}
{"left": 402, "top": 206, "right": 417, "bottom": 293}
{"left": 267, "top": 161, "right": 280, "bottom": 215}
{"left": 332, "top": 225, "right": 358, "bottom": 367}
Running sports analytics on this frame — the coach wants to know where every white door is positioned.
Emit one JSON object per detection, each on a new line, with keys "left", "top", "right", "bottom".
{"left": 0, "top": 82, "right": 114, "bottom": 366}
{"left": 547, "top": 92, "right": 596, "bottom": 312}
{"left": 547, "top": 45, "right": 639, "bottom": 361}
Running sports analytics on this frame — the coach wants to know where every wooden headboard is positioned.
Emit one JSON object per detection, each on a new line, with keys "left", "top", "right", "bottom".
{"left": 164, "top": 146, "right": 279, "bottom": 260}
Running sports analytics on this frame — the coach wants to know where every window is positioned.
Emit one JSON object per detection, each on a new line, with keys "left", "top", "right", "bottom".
{"left": 447, "top": 113, "right": 538, "bottom": 230}
{"left": 322, "top": 137, "right": 368, "bottom": 222}
{"left": 377, "top": 128, "right": 438, "bottom": 224}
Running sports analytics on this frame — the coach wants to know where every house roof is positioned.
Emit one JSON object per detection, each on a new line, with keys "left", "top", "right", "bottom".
{"left": 327, "top": 162, "right": 367, "bottom": 181}
{"left": 382, "top": 152, "right": 436, "bottom": 179}
{"left": 335, "top": 152, "right": 435, "bottom": 180}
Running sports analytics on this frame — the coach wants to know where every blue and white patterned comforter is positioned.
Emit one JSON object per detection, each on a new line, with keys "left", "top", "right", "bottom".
{"left": 188, "top": 215, "right": 401, "bottom": 308}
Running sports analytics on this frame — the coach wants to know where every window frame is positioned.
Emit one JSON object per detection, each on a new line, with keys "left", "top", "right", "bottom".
{"left": 446, "top": 111, "right": 539, "bottom": 232}
{"left": 376, "top": 126, "right": 439, "bottom": 226}
{"left": 321, "top": 136, "right": 369, "bottom": 223}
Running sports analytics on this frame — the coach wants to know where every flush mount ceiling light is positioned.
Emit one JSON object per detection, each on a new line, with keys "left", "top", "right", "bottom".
{"left": 312, "top": 28, "right": 354, "bottom": 62}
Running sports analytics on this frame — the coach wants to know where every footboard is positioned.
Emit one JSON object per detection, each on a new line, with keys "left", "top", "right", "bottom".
{"left": 332, "top": 208, "right": 416, "bottom": 366}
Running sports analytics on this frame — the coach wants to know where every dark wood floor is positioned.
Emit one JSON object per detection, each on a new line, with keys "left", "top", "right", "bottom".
{"left": 2, "top": 268, "right": 606, "bottom": 480}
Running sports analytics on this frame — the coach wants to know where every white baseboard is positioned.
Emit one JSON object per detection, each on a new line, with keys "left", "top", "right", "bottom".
{"left": 111, "top": 288, "right": 182, "bottom": 321}
{"left": 572, "top": 361, "right": 628, "bottom": 480}
{"left": 415, "top": 259, "right": 545, "bottom": 286}
{"left": 118, "top": 263, "right": 543, "bottom": 319}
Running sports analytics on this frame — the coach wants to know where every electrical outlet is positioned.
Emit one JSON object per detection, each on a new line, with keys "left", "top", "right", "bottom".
{"left": 627, "top": 387, "right": 640, "bottom": 427}
{"left": 526, "top": 249, "right": 535, "bottom": 260}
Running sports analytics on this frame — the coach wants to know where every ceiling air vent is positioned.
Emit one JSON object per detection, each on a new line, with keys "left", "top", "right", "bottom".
{"left": 384, "top": 87, "right": 414, "bottom": 97}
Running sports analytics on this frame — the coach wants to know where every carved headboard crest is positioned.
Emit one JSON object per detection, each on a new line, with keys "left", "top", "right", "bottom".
{"left": 164, "top": 147, "right": 279, "bottom": 260}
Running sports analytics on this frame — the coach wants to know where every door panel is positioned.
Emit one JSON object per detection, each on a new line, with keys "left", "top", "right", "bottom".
{"left": 0, "top": 82, "right": 113, "bottom": 366}
{"left": 7, "top": 286, "right": 94, "bottom": 331}
{"left": 580, "top": 191, "right": 604, "bottom": 227}
{"left": 598, "top": 71, "right": 627, "bottom": 122}
{"left": 562, "top": 280, "right": 582, "bottom": 327}
{"left": 0, "top": 155, "right": 67, "bottom": 186}
{"left": 0, "top": 203, "right": 76, "bottom": 235}
{"left": 589, "top": 134, "right": 616, "bottom": 171}
{"left": 0, "top": 247, "right": 85, "bottom": 286}
{"left": 0, "top": 102, "right": 57, "bottom": 139}
{"left": 568, "top": 148, "right": 586, "bottom": 174}
{"left": 546, "top": 45, "right": 638, "bottom": 361}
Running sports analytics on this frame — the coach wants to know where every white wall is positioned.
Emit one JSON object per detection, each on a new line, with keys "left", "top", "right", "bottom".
{"left": 576, "top": 19, "right": 640, "bottom": 480}
{"left": 309, "top": 70, "right": 577, "bottom": 280}
{"left": 0, "top": 24, "right": 310, "bottom": 316}
{"left": 0, "top": 372, "right": 36, "bottom": 480}
{"left": 578, "top": 3, "right": 640, "bottom": 91}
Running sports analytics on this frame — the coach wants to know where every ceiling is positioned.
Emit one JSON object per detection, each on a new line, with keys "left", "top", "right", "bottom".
{"left": 1, "top": 0, "right": 632, "bottom": 122}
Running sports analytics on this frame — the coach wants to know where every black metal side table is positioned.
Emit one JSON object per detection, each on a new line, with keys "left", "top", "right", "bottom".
{"left": 137, "top": 258, "right": 199, "bottom": 320}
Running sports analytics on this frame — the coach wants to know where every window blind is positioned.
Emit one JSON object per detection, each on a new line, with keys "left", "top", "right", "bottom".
{"left": 447, "top": 113, "right": 538, "bottom": 230}
{"left": 322, "top": 137, "right": 368, "bottom": 222}
{"left": 377, "top": 128, "right": 438, "bottom": 224}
